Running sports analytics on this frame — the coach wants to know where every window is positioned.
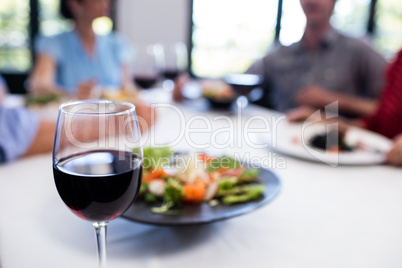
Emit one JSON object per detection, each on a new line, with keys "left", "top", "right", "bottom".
{"left": 332, "top": 0, "right": 371, "bottom": 37}
{"left": 0, "top": 0, "right": 31, "bottom": 72}
{"left": 0, "top": 0, "right": 115, "bottom": 93}
{"left": 279, "top": 0, "right": 305, "bottom": 46}
{"left": 39, "top": 0, "right": 72, "bottom": 37}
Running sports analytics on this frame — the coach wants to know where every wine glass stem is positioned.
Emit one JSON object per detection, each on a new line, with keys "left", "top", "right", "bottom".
{"left": 163, "top": 79, "right": 175, "bottom": 91}
{"left": 93, "top": 222, "right": 108, "bottom": 268}
{"left": 236, "top": 95, "right": 248, "bottom": 109}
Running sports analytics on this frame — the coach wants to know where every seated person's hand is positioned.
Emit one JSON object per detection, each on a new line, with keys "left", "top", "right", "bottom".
{"left": 386, "top": 134, "right": 402, "bottom": 166}
{"left": 135, "top": 102, "right": 157, "bottom": 134}
{"left": 296, "top": 85, "right": 337, "bottom": 108}
{"left": 287, "top": 105, "right": 351, "bottom": 136}
{"left": 76, "top": 79, "right": 97, "bottom": 100}
{"left": 286, "top": 106, "right": 318, "bottom": 122}
{"left": 172, "top": 74, "right": 190, "bottom": 102}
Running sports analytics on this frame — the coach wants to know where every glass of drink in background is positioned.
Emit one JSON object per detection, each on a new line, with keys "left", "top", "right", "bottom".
{"left": 132, "top": 44, "right": 160, "bottom": 90}
{"left": 156, "top": 42, "right": 188, "bottom": 91}
{"left": 223, "top": 73, "right": 263, "bottom": 109}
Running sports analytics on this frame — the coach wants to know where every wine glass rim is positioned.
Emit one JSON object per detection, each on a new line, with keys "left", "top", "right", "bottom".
{"left": 59, "top": 100, "right": 136, "bottom": 116}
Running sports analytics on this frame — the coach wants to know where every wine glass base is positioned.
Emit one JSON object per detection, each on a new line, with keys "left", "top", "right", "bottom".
{"left": 162, "top": 80, "right": 175, "bottom": 91}
{"left": 236, "top": 95, "right": 249, "bottom": 109}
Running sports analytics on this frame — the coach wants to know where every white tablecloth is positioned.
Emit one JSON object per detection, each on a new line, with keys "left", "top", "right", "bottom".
{"left": 1, "top": 90, "right": 402, "bottom": 268}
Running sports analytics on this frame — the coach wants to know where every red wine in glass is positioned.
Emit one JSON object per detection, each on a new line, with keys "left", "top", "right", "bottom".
{"left": 157, "top": 42, "right": 188, "bottom": 91}
{"left": 134, "top": 74, "right": 158, "bottom": 90}
{"left": 54, "top": 150, "right": 142, "bottom": 222}
{"left": 163, "top": 68, "right": 180, "bottom": 81}
{"left": 132, "top": 44, "right": 160, "bottom": 90}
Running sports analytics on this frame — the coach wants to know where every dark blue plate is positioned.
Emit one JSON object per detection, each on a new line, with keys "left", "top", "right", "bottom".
{"left": 122, "top": 167, "right": 281, "bottom": 226}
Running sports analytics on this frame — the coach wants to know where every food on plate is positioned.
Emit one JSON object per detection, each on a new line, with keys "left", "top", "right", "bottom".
{"left": 25, "top": 93, "right": 63, "bottom": 107}
{"left": 101, "top": 89, "right": 139, "bottom": 103}
{"left": 202, "top": 80, "right": 235, "bottom": 102}
{"left": 309, "top": 130, "right": 355, "bottom": 153}
{"left": 139, "top": 147, "right": 265, "bottom": 214}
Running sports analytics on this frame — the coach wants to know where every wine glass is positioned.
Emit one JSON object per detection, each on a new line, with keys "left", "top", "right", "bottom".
{"left": 157, "top": 42, "right": 188, "bottom": 91}
{"left": 223, "top": 73, "right": 263, "bottom": 109}
{"left": 132, "top": 44, "right": 160, "bottom": 90}
{"left": 53, "top": 100, "right": 143, "bottom": 268}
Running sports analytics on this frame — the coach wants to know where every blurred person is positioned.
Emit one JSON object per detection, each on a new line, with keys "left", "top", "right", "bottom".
{"left": 247, "top": 0, "right": 386, "bottom": 117}
{"left": 0, "top": 74, "right": 55, "bottom": 163}
{"left": 288, "top": 49, "right": 402, "bottom": 166}
{"left": 29, "top": 0, "right": 134, "bottom": 99}
{"left": 29, "top": 0, "right": 156, "bottom": 133}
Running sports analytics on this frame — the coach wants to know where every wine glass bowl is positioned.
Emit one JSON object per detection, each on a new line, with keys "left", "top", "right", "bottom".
{"left": 52, "top": 100, "right": 142, "bottom": 267}
{"left": 223, "top": 73, "right": 263, "bottom": 109}
{"left": 132, "top": 44, "right": 160, "bottom": 90}
{"left": 156, "top": 42, "right": 188, "bottom": 90}
{"left": 223, "top": 73, "right": 263, "bottom": 96}
{"left": 201, "top": 80, "right": 236, "bottom": 110}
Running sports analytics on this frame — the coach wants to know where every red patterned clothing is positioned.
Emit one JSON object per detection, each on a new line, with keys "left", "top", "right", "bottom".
{"left": 364, "top": 50, "right": 402, "bottom": 139}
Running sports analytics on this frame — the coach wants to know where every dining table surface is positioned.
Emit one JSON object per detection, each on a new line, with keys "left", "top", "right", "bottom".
{"left": 1, "top": 88, "right": 402, "bottom": 268}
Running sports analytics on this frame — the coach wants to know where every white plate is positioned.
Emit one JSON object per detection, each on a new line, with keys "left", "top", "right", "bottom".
{"left": 266, "top": 121, "right": 393, "bottom": 166}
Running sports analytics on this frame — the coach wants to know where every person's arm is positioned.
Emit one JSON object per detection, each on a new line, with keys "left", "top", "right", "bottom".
{"left": 24, "top": 102, "right": 153, "bottom": 158}
{"left": 23, "top": 119, "right": 56, "bottom": 157}
{"left": 387, "top": 134, "right": 402, "bottom": 166}
{"left": 28, "top": 54, "right": 65, "bottom": 95}
{"left": 287, "top": 105, "right": 365, "bottom": 129}
{"left": 0, "top": 108, "right": 54, "bottom": 162}
{"left": 295, "top": 85, "right": 378, "bottom": 117}
{"left": 30, "top": 53, "right": 99, "bottom": 100}
{"left": 121, "top": 63, "right": 137, "bottom": 92}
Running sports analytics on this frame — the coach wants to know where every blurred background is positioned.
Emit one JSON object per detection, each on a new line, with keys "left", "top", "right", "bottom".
{"left": 1, "top": 0, "right": 401, "bottom": 93}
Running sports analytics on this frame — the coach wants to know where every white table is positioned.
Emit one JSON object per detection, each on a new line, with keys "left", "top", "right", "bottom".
{"left": 1, "top": 90, "right": 402, "bottom": 268}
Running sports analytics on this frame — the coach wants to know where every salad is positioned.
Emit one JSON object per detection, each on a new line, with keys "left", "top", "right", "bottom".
{"left": 201, "top": 80, "right": 235, "bottom": 101}
{"left": 139, "top": 147, "right": 265, "bottom": 214}
{"left": 25, "top": 93, "right": 63, "bottom": 107}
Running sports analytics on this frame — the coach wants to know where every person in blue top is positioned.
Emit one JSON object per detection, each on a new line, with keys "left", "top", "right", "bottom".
{"left": 0, "top": 75, "right": 55, "bottom": 163}
{"left": 29, "top": 0, "right": 134, "bottom": 99}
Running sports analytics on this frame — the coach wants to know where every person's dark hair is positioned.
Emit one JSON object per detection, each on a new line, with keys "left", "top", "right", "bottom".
{"left": 60, "top": 0, "right": 81, "bottom": 19}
